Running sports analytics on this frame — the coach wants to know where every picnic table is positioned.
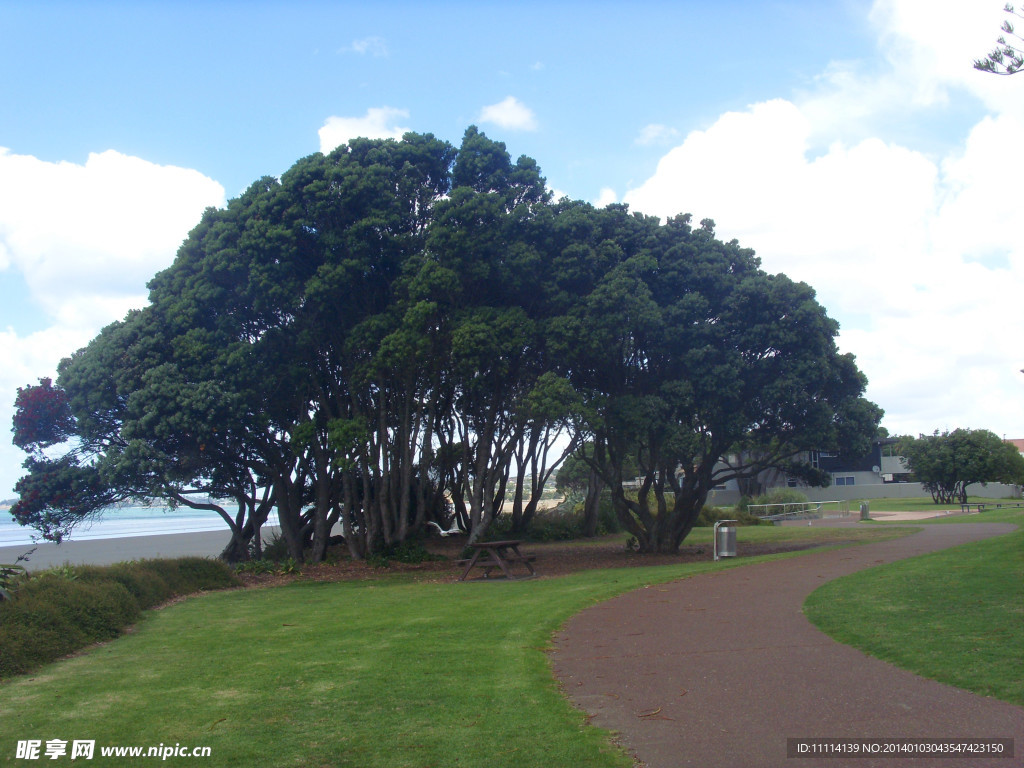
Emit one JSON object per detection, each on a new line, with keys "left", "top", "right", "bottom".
{"left": 458, "top": 540, "right": 536, "bottom": 581}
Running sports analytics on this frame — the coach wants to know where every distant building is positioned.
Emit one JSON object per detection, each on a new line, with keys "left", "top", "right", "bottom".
{"left": 807, "top": 438, "right": 911, "bottom": 488}
{"left": 710, "top": 439, "right": 908, "bottom": 494}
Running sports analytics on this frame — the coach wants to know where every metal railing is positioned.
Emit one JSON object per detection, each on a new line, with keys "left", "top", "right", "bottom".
{"left": 748, "top": 500, "right": 850, "bottom": 522}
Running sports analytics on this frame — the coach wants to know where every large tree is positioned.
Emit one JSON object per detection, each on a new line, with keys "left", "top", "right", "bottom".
{"left": 11, "top": 130, "right": 881, "bottom": 560}
{"left": 555, "top": 210, "right": 881, "bottom": 553}
{"left": 898, "top": 429, "right": 1024, "bottom": 504}
{"left": 9, "top": 129, "right": 573, "bottom": 561}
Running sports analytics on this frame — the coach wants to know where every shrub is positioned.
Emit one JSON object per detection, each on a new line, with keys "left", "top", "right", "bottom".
{"left": 753, "top": 488, "right": 809, "bottom": 506}
{"left": 0, "top": 578, "right": 139, "bottom": 672}
{"left": 0, "top": 557, "right": 238, "bottom": 680}
{"left": 0, "top": 616, "right": 83, "bottom": 678}
{"left": 165, "top": 557, "right": 240, "bottom": 591}
{"left": 0, "top": 563, "right": 29, "bottom": 601}
{"left": 234, "top": 559, "right": 276, "bottom": 575}
{"left": 748, "top": 489, "right": 811, "bottom": 518}
{"left": 367, "top": 540, "right": 445, "bottom": 568}
{"left": 261, "top": 532, "right": 290, "bottom": 562}
{"left": 596, "top": 495, "right": 622, "bottom": 535}
{"left": 695, "top": 505, "right": 763, "bottom": 527}
{"left": 76, "top": 563, "right": 171, "bottom": 610}
{"left": 525, "top": 509, "right": 583, "bottom": 541}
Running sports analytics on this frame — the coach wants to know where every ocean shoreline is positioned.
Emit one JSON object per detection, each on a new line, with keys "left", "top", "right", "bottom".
{"left": 0, "top": 527, "right": 282, "bottom": 571}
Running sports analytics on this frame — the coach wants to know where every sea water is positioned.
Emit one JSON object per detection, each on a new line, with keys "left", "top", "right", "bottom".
{"left": 0, "top": 505, "right": 281, "bottom": 547}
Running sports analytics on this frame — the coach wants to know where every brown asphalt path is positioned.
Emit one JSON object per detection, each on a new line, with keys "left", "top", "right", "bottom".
{"left": 550, "top": 522, "right": 1023, "bottom": 768}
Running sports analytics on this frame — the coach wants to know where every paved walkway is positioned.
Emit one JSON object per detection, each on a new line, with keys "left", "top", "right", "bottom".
{"left": 551, "top": 522, "right": 1023, "bottom": 768}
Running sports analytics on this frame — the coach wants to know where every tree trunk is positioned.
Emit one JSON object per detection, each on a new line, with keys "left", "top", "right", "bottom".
{"left": 581, "top": 468, "right": 603, "bottom": 537}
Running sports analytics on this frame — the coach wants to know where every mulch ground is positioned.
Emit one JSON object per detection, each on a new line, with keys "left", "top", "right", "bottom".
{"left": 234, "top": 535, "right": 832, "bottom": 588}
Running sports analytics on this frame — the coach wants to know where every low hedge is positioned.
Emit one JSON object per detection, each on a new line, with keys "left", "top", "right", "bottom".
{"left": 0, "top": 557, "right": 239, "bottom": 679}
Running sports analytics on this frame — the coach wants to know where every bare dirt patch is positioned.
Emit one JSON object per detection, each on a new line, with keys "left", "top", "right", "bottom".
{"left": 235, "top": 535, "right": 834, "bottom": 588}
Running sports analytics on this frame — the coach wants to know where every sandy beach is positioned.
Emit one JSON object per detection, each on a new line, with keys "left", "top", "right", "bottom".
{"left": 0, "top": 528, "right": 278, "bottom": 572}
{"left": 0, "top": 508, "right": 973, "bottom": 573}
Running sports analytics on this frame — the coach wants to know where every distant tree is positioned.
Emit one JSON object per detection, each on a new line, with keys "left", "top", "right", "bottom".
{"left": 974, "top": 4, "right": 1024, "bottom": 75}
{"left": 898, "top": 429, "right": 1024, "bottom": 504}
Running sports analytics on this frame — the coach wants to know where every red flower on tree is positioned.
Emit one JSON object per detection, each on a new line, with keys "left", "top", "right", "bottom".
{"left": 12, "top": 378, "right": 74, "bottom": 453}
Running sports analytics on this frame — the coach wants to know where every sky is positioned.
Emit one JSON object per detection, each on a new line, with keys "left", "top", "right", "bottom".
{"left": 0, "top": 0, "right": 1021, "bottom": 498}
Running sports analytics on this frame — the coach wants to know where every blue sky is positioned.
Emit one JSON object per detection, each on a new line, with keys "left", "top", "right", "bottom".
{"left": 2, "top": 1, "right": 877, "bottom": 202}
{"left": 0, "top": 0, "right": 1022, "bottom": 497}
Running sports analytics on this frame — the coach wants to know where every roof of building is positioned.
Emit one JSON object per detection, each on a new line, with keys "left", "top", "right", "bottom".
{"left": 1007, "top": 438, "right": 1024, "bottom": 453}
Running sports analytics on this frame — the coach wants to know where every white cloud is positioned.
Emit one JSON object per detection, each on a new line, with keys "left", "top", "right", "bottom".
{"left": 478, "top": 96, "right": 538, "bottom": 131}
{"left": 0, "top": 148, "right": 226, "bottom": 496}
{"left": 318, "top": 107, "right": 411, "bottom": 153}
{"left": 635, "top": 123, "right": 680, "bottom": 146}
{"left": 346, "top": 36, "right": 388, "bottom": 57}
{"left": 623, "top": 95, "right": 1024, "bottom": 438}
{"left": 594, "top": 187, "right": 618, "bottom": 207}
{"left": 618, "top": 1, "right": 1024, "bottom": 438}
{"left": 0, "top": 324, "right": 97, "bottom": 500}
{"left": 798, "top": 1, "right": 1023, "bottom": 143}
{"left": 0, "top": 148, "right": 225, "bottom": 327}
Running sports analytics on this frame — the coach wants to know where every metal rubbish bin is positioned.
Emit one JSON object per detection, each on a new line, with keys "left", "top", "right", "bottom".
{"left": 713, "top": 520, "right": 738, "bottom": 561}
{"left": 859, "top": 502, "right": 870, "bottom": 521}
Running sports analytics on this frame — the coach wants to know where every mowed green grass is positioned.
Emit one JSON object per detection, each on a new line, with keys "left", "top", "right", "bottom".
{"left": 857, "top": 495, "right": 1022, "bottom": 513}
{"left": 0, "top": 525, "right": 904, "bottom": 768}
{"left": 805, "top": 509, "right": 1023, "bottom": 706}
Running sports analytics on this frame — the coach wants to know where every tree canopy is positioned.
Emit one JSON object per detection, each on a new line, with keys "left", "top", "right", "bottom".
{"left": 974, "top": 4, "right": 1024, "bottom": 75}
{"left": 897, "top": 429, "right": 1024, "bottom": 504}
{"left": 10, "top": 128, "right": 881, "bottom": 560}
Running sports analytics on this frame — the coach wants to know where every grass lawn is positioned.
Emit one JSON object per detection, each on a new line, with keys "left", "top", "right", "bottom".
{"left": 0, "top": 526, "right": 904, "bottom": 768}
{"left": 855, "top": 495, "right": 1023, "bottom": 513}
{"left": 805, "top": 508, "right": 1023, "bottom": 706}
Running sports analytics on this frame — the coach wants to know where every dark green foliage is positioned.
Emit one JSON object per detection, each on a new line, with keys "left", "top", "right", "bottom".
{"left": 694, "top": 506, "right": 763, "bottom": 527}
{"left": 752, "top": 488, "right": 809, "bottom": 509}
{"left": 233, "top": 559, "right": 277, "bottom": 575}
{"left": 158, "top": 557, "right": 239, "bottom": 592}
{"left": 555, "top": 212, "right": 881, "bottom": 552}
{"left": 75, "top": 557, "right": 237, "bottom": 609}
{"left": 11, "top": 128, "right": 881, "bottom": 560}
{"left": 365, "top": 540, "right": 446, "bottom": 568}
{"left": 0, "top": 579, "right": 138, "bottom": 677}
{"left": 0, "top": 563, "right": 28, "bottom": 601}
{"left": 76, "top": 563, "right": 170, "bottom": 609}
{"left": 495, "top": 509, "right": 581, "bottom": 542}
{"left": 0, "top": 558, "right": 238, "bottom": 678}
{"left": 10, "top": 456, "right": 123, "bottom": 543}
{"left": 592, "top": 493, "right": 623, "bottom": 536}
{"left": 260, "top": 532, "right": 290, "bottom": 562}
{"left": 527, "top": 511, "right": 585, "bottom": 541}
{"left": 899, "top": 429, "right": 1024, "bottom": 504}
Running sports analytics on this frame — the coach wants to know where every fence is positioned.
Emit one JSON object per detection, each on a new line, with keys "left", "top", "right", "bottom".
{"left": 709, "top": 482, "right": 1021, "bottom": 507}
{"left": 747, "top": 500, "right": 850, "bottom": 523}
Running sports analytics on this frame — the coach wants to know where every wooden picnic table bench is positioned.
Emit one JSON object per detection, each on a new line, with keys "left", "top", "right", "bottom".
{"left": 961, "top": 501, "right": 1024, "bottom": 513}
{"left": 457, "top": 539, "right": 536, "bottom": 581}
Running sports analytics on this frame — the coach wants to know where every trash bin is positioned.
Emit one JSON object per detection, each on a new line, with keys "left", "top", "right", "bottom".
{"left": 713, "top": 520, "right": 737, "bottom": 561}
{"left": 859, "top": 502, "right": 870, "bottom": 521}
